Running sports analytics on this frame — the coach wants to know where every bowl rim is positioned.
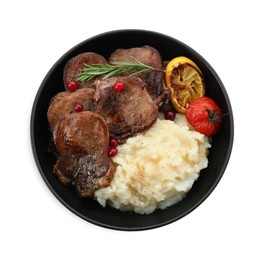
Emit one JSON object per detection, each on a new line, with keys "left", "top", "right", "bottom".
{"left": 30, "top": 29, "right": 234, "bottom": 231}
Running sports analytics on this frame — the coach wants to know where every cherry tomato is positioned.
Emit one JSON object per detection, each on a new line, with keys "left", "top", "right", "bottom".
{"left": 185, "top": 97, "right": 223, "bottom": 137}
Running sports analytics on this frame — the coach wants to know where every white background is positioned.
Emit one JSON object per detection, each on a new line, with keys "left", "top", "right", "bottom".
{"left": 1, "top": 0, "right": 262, "bottom": 259}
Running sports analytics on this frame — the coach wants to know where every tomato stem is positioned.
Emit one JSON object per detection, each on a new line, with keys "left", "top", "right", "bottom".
{"left": 206, "top": 109, "right": 230, "bottom": 124}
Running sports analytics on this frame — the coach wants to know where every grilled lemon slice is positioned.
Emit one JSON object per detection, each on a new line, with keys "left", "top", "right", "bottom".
{"left": 165, "top": 56, "right": 205, "bottom": 113}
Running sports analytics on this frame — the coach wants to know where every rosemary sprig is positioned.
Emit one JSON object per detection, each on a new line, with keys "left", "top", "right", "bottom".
{"left": 76, "top": 56, "right": 161, "bottom": 83}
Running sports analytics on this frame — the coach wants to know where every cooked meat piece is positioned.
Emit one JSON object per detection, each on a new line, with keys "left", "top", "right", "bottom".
{"left": 47, "top": 88, "right": 95, "bottom": 131}
{"left": 64, "top": 52, "right": 107, "bottom": 89}
{"left": 154, "top": 87, "right": 174, "bottom": 112}
{"left": 53, "top": 111, "right": 115, "bottom": 197}
{"left": 95, "top": 76, "right": 158, "bottom": 141}
{"left": 109, "top": 45, "right": 169, "bottom": 106}
{"left": 158, "top": 95, "right": 175, "bottom": 112}
{"left": 109, "top": 45, "right": 162, "bottom": 71}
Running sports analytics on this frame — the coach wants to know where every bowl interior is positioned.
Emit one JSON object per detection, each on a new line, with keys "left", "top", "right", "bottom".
{"left": 31, "top": 30, "right": 234, "bottom": 231}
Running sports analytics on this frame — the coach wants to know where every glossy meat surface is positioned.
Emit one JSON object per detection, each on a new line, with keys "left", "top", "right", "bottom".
{"left": 95, "top": 76, "right": 158, "bottom": 141}
{"left": 53, "top": 111, "right": 115, "bottom": 197}
{"left": 47, "top": 88, "right": 95, "bottom": 131}
{"left": 64, "top": 52, "right": 107, "bottom": 89}
{"left": 108, "top": 45, "right": 167, "bottom": 104}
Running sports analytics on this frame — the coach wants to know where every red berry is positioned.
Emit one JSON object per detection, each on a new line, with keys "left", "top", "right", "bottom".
{"left": 109, "top": 138, "right": 118, "bottom": 148}
{"left": 164, "top": 110, "right": 176, "bottom": 121}
{"left": 108, "top": 147, "right": 118, "bottom": 157}
{"left": 75, "top": 102, "right": 83, "bottom": 112}
{"left": 66, "top": 80, "right": 79, "bottom": 92}
{"left": 114, "top": 81, "right": 125, "bottom": 92}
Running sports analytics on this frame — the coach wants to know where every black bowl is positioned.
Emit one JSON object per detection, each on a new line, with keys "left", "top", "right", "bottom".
{"left": 31, "top": 29, "right": 234, "bottom": 231}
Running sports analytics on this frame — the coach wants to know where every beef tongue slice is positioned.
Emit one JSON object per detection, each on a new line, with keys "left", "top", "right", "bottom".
{"left": 108, "top": 45, "right": 170, "bottom": 107}
{"left": 95, "top": 76, "right": 158, "bottom": 141}
{"left": 64, "top": 52, "right": 108, "bottom": 89}
{"left": 53, "top": 111, "right": 115, "bottom": 197}
{"left": 47, "top": 88, "right": 95, "bottom": 131}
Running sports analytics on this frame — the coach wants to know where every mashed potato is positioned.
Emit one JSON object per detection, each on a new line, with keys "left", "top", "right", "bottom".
{"left": 95, "top": 114, "right": 211, "bottom": 214}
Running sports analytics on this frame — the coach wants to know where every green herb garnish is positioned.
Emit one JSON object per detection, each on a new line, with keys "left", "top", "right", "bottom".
{"left": 76, "top": 56, "right": 162, "bottom": 83}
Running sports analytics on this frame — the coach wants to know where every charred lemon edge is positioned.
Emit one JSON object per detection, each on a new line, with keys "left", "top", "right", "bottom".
{"left": 165, "top": 56, "right": 205, "bottom": 113}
